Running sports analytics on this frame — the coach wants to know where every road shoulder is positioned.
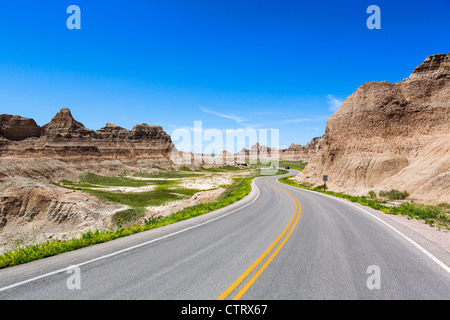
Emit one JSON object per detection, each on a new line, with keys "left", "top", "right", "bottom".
{"left": 276, "top": 177, "right": 450, "bottom": 271}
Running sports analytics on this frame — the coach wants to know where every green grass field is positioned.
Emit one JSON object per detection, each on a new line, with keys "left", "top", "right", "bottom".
{"left": 79, "top": 172, "right": 152, "bottom": 187}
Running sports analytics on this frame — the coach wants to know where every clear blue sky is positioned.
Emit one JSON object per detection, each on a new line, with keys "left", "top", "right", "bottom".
{"left": 0, "top": 0, "right": 448, "bottom": 151}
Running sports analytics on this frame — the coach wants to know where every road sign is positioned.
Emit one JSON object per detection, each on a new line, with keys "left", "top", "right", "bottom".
{"left": 323, "top": 175, "right": 328, "bottom": 182}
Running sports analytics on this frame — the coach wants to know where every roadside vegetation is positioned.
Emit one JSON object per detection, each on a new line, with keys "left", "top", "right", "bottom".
{"left": 377, "top": 189, "right": 410, "bottom": 201}
{"left": 0, "top": 176, "right": 253, "bottom": 269}
{"left": 279, "top": 176, "right": 450, "bottom": 230}
{"left": 0, "top": 162, "right": 286, "bottom": 269}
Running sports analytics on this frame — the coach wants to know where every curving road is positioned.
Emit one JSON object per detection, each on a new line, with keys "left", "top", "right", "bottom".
{"left": 0, "top": 170, "right": 449, "bottom": 299}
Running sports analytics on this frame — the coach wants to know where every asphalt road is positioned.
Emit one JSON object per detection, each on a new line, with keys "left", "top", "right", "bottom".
{"left": 0, "top": 170, "right": 449, "bottom": 299}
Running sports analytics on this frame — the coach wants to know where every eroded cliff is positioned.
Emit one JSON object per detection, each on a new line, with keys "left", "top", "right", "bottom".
{"left": 295, "top": 53, "right": 450, "bottom": 204}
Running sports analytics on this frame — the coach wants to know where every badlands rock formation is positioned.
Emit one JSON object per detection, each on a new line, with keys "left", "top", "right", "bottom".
{"left": 1, "top": 108, "right": 175, "bottom": 163}
{"left": 0, "top": 115, "right": 41, "bottom": 140}
{"left": 295, "top": 53, "right": 450, "bottom": 204}
{"left": 234, "top": 137, "right": 324, "bottom": 163}
{"left": 0, "top": 108, "right": 177, "bottom": 183}
{"left": 0, "top": 177, "right": 126, "bottom": 250}
{"left": 279, "top": 135, "right": 324, "bottom": 161}
{"left": 0, "top": 108, "right": 175, "bottom": 250}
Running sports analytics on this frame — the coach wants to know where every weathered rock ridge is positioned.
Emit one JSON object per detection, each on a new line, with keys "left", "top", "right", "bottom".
{"left": 295, "top": 53, "right": 450, "bottom": 204}
{"left": 0, "top": 115, "right": 41, "bottom": 141}
{"left": 279, "top": 135, "right": 324, "bottom": 161}
{"left": 0, "top": 108, "right": 175, "bottom": 162}
{"left": 0, "top": 108, "right": 175, "bottom": 250}
{"left": 232, "top": 136, "right": 324, "bottom": 163}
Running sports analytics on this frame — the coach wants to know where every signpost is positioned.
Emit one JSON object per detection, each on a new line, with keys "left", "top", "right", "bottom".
{"left": 323, "top": 175, "right": 328, "bottom": 192}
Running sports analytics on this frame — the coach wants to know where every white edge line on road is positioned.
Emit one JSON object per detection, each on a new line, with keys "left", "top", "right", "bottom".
{"left": 0, "top": 178, "right": 262, "bottom": 293}
{"left": 278, "top": 179, "right": 450, "bottom": 275}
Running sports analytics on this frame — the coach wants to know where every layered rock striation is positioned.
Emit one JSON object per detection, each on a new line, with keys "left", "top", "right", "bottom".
{"left": 233, "top": 136, "right": 324, "bottom": 164}
{"left": 0, "top": 108, "right": 176, "bottom": 249}
{"left": 279, "top": 135, "right": 324, "bottom": 161}
{"left": 0, "top": 115, "right": 41, "bottom": 141}
{"left": 295, "top": 53, "right": 450, "bottom": 203}
{"left": 0, "top": 108, "right": 175, "bottom": 162}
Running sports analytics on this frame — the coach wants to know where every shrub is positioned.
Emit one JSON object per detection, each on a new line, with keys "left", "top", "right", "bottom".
{"left": 379, "top": 189, "right": 409, "bottom": 201}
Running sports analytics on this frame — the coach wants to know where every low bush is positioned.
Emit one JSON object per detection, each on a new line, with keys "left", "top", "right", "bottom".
{"left": 368, "top": 190, "right": 377, "bottom": 199}
{"left": 378, "top": 189, "right": 410, "bottom": 201}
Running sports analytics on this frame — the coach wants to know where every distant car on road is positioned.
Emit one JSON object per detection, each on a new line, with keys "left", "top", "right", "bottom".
{"left": 285, "top": 166, "right": 290, "bottom": 170}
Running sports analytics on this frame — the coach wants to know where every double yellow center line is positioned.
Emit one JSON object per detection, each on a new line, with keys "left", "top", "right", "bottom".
{"left": 217, "top": 178, "right": 302, "bottom": 300}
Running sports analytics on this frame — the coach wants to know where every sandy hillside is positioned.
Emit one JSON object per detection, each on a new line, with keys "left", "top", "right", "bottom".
{"left": 296, "top": 53, "right": 450, "bottom": 204}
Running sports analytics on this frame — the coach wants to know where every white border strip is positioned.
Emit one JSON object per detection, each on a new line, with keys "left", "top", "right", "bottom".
{"left": 0, "top": 179, "right": 262, "bottom": 293}
{"left": 278, "top": 179, "right": 450, "bottom": 275}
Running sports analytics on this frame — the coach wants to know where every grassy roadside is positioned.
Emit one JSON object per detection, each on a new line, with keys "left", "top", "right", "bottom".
{"left": 0, "top": 174, "right": 255, "bottom": 269}
{"left": 278, "top": 176, "right": 450, "bottom": 230}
